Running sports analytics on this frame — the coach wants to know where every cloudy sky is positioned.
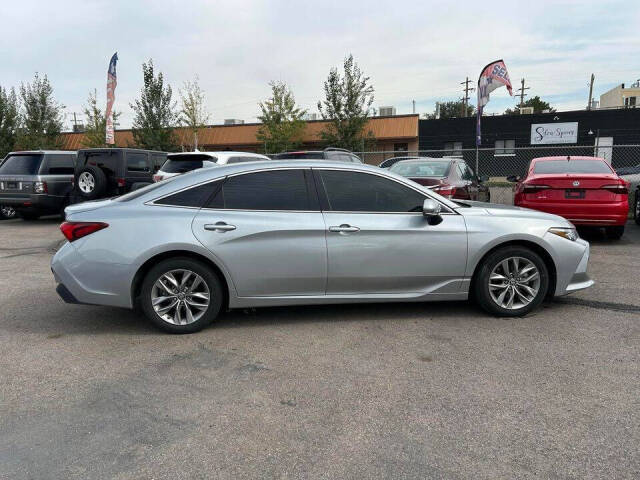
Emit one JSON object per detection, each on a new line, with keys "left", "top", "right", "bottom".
{"left": 2, "top": 0, "right": 639, "bottom": 130}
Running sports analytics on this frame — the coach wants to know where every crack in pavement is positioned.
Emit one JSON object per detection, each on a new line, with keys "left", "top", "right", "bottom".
{"left": 557, "top": 297, "right": 640, "bottom": 314}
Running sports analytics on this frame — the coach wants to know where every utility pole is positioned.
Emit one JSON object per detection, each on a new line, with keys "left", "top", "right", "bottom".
{"left": 515, "top": 78, "right": 530, "bottom": 109}
{"left": 460, "top": 77, "right": 475, "bottom": 117}
{"left": 412, "top": 99, "right": 416, "bottom": 114}
{"left": 587, "top": 73, "right": 595, "bottom": 110}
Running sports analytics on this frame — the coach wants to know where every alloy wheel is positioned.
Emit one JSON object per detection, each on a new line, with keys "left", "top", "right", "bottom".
{"left": 151, "top": 269, "right": 210, "bottom": 325}
{"left": 78, "top": 172, "right": 95, "bottom": 193}
{"left": 1, "top": 205, "right": 16, "bottom": 219}
{"left": 488, "top": 256, "right": 540, "bottom": 310}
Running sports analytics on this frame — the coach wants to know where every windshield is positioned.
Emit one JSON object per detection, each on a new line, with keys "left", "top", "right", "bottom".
{"left": 0, "top": 154, "right": 43, "bottom": 175}
{"left": 161, "top": 154, "right": 216, "bottom": 173}
{"left": 534, "top": 159, "right": 613, "bottom": 175}
{"left": 390, "top": 160, "right": 451, "bottom": 177}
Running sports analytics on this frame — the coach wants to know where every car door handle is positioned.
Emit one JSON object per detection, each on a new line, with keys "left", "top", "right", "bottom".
{"left": 329, "top": 224, "right": 360, "bottom": 233}
{"left": 204, "top": 222, "right": 236, "bottom": 232}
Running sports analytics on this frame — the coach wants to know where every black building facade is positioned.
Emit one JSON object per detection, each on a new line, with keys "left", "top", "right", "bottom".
{"left": 418, "top": 108, "right": 640, "bottom": 176}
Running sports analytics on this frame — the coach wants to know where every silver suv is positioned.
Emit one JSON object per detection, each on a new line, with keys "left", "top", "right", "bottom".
{"left": 0, "top": 150, "right": 76, "bottom": 220}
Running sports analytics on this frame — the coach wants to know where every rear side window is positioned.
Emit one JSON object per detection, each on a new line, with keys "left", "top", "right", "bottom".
{"left": 80, "top": 151, "right": 120, "bottom": 172}
{"left": 152, "top": 154, "right": 167, "bottom": 170}
{"left": 155, "top": 181, "right": 221, "bottom": 207}
{"left": 161, "top": 159, "right": 204, "bottom": 173}
{"left": 127, "top": 152, "right": 149, "bottom": 172}
{"left": 207, "top": 170, "right": 310, "bottom": 210}
{"left": 44, "top": 154, "right": 75, "bottom": 175}
{"left": 533, "top": 160, "right": 613, "bottom": 174}
{"left": 0, "top": 154, "right": 44, "bottom": 175}
{"left": 319, "top": 170, "right": 425, "bottom": 212}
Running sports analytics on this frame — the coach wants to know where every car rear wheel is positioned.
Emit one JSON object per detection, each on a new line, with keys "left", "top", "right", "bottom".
{"left": 0, "top": 205, "right": 16, "bottom": 219}
{"left": 634, "top": 190, "right": 640, "bottom": 226}
{"left": 140, "top": 257, "right": 223, "bottom": 333}
{"left": 474, "top": 246, "right": 549, "bottom": 317}
{"left": 605, "top": 225, "right": 624, "bottom": 240}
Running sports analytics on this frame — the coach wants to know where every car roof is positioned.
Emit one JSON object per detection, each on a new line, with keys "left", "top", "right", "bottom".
{"left": 141, "top": 160, "right": 460, "bottom": 209}
{"left": 7, "top": 150, "right": 76, "bottom": 155}
{"left": 532, "top": 156, "right": 606, "bottom": 163}
{"left": 168, "top": 151, "right": 269, "bottom": 157}
{"left": 392, "top": 157, "right": 453, "bottom": 165}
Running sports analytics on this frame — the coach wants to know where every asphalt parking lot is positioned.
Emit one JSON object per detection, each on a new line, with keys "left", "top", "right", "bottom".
{"left": 1, "top": 218, "right": 639, "bottom": 479}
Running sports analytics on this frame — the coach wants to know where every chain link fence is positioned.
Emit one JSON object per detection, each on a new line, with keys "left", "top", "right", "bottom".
{"left": 354, "top": 145, "right": 640, "bottom": 205}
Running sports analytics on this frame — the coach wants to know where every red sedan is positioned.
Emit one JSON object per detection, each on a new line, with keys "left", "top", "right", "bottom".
{"left": 510, "top": 156, "right": 629, "bottom": 239}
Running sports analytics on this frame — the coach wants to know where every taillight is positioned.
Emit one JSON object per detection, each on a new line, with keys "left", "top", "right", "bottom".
{"left": 34, "top": 181, "right": 48, "bottom": 194}
{"left": 601, "top": 184, "right": 628, "bottom": 194}
{"left": 522, "top": 184, "right": 551, "bottom": 193}
{"left": 153, "top": 175, "right": 163, "bottom": 182}
{"left": 116, "top": 178, "right": 126, "bottom": 187}
{"left": 433, "top": 185, "right": 457, "bottom": 198}
{"left": 60, "top": 222, "right": 108, "bottom": 242}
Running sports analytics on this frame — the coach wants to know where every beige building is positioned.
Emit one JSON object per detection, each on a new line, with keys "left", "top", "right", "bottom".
{"left": 61, "top": 114, "right": 419, "bottom": 165}
{"left": 599, "top": 81, "right": 640, "bottom": 108}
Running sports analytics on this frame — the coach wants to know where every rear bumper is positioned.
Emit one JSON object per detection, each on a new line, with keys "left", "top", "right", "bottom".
{"left": 517, "top": 200, "right": 629, "bottom": 226}
{"left": 0, "top": 193, "right": 64, "bottom": 212}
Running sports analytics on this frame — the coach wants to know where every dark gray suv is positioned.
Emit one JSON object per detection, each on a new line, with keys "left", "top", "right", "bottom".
{"left": 0, "top": 150, "right": 76, "bottom": 220}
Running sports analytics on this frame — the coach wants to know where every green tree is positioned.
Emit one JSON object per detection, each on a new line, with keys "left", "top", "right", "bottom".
{"left": 317, "top": 54, "right": 375, "bottom": 151}
{"left": 179, "top": 77, "right": 210, "bottom": 151}
{"left": 0, "top": 86, "right": 20, "bottom": 157}
{"left": 130, "top": 59, "right": 178, "bottom": 151}
{"left": 505, "top": 96, "right": 555, "bottom": 114}
{"left": 257, "top": 81, "right": 306, "bottom": 154}
{"left": 81, "top": 89, "right": 120, "bottom": 148}
{"left": 17, "top": 73, "right": 65, "bottom": 150}
{"left": 423, "top": 100, "right": 475, "bottom": 119}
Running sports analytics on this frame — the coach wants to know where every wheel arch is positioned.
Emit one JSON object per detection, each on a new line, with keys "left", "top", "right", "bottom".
{"left": 131, "top": 250, "right": 232, "bottom": 310}
{"left": 469, "top": 239, "right": 557, "bottom": 299}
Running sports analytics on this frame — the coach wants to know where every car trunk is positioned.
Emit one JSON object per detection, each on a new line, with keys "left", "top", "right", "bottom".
{"left": 407, "top": 177, "right": 444, "bottom": 187}
{"left": 524, "top": 174, "right": 624, "bottom": 203}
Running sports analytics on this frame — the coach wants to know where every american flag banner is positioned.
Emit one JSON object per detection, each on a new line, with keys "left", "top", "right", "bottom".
{"left": 105, "top": 52, "right": 118, "bottom": 145}
{"left": 476, "top": 59, "right": 513, "bottom": 146}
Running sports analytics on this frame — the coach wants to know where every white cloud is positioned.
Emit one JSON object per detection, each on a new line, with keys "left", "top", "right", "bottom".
{"left": 1, "top": 0, "right": 638, "bottom": 129}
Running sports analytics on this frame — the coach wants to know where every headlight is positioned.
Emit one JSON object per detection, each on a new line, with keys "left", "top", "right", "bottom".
{"left": 34, "top": 181, "right": 47, "bottom": 193}
{"left": 548, "top": 227, "right": 578, "bottom": 241}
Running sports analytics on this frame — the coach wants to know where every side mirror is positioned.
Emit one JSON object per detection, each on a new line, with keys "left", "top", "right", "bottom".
{"left": 479, "top": 175, "right": 490, "bottom": 183}
{"left": 422, "top": 198, "right": 442, "bottom": 217}
{"left": 506, "top": 175, "right": 521, "bottom": 182}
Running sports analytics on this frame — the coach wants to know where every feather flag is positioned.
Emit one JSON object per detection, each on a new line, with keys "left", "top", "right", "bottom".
{"left": 105, "top": 52, "right": 118, "bottom": 145}
{"left": 476, "top": 59, "right": 513, "bottom": 146}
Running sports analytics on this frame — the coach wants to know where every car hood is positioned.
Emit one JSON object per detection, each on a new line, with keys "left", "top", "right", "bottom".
{"left": 456, "top": 200, "right": 571, "bottom": 224}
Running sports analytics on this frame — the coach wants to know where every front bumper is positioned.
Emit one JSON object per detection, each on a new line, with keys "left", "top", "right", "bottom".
{"left": 547, "top": 235, "right": 594, "bottom": 296}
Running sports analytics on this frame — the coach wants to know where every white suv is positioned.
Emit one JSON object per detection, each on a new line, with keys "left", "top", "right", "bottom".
{"left": 153, "top": 151, "right": 270, "bottom": 182}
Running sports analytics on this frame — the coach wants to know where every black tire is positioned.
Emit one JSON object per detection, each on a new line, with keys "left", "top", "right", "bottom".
{"left": 473, "top": 246, "right": 549, "bottom": 317}
{"left": 140, "top": 257, "right": 223, "bottom": 334}
{"left": 76, "top": 165, "right": 107, "bottom": 200}
{"left": 18, "top": 211, "right": 40, "bottom": 221}
{"left": 634, "top": 190, "right": 640, "bottom": 226}
{"left": 0, "top": 205, "right": 17, "bottom": 220}
{"left": 605, "top": 225, "right": 624, "bottom": 240}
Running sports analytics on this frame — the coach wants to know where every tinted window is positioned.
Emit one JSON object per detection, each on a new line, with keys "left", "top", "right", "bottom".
{"left": 319, "top": 170, "right": 425, "bottom": 212}
{"left": 534, "top": 160, "right": 612, "bottom": 174}
{"left": 127, "top": 152, "right": 149, "bottom": 172}
{"left": 115, "top": 178, "right": 177, "bottom": 202}
{"left": 273, "top": 152, "right": 324, "bottom": 160}
{"left": 457, "top": 163, "right": 474, "bottom": 181}
{"left": 390, "top": 160, "right": 451, "bottom": 178}
{"left": 161, "top": 159, "right": 204, "bottom": 173}
{"left": 152, "top": 154, "right": 167, "bottom": 170}
{"left": 155, "top": 181, "right": 220, "bottom": 207}
{"left": 44, "top": 154, "right": 75, "bottom": 175}
{"left": 79, "top": 151, "right": 120, "bottom": 172}
{"left": 0, "top": 154, "right": 43, "bottom": 175}
{"left": 208, "top": 170, "right": 310, "bottom": 210}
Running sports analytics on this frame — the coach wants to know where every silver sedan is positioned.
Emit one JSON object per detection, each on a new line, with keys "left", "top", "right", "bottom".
{"left": 51, "top": 161, "right": 593, "bottom": 333}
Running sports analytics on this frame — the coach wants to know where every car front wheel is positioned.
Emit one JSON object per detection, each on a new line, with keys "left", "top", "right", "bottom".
{"left": 473, "top": 246, "right": 549, "bottom": 317}
{"left": 140, "top": 257, "right": 223, "bottom": 333}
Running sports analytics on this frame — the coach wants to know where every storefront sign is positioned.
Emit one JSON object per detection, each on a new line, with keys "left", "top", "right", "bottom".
{"left": 530, "top": 122, "right": 578, "bottom": 144}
